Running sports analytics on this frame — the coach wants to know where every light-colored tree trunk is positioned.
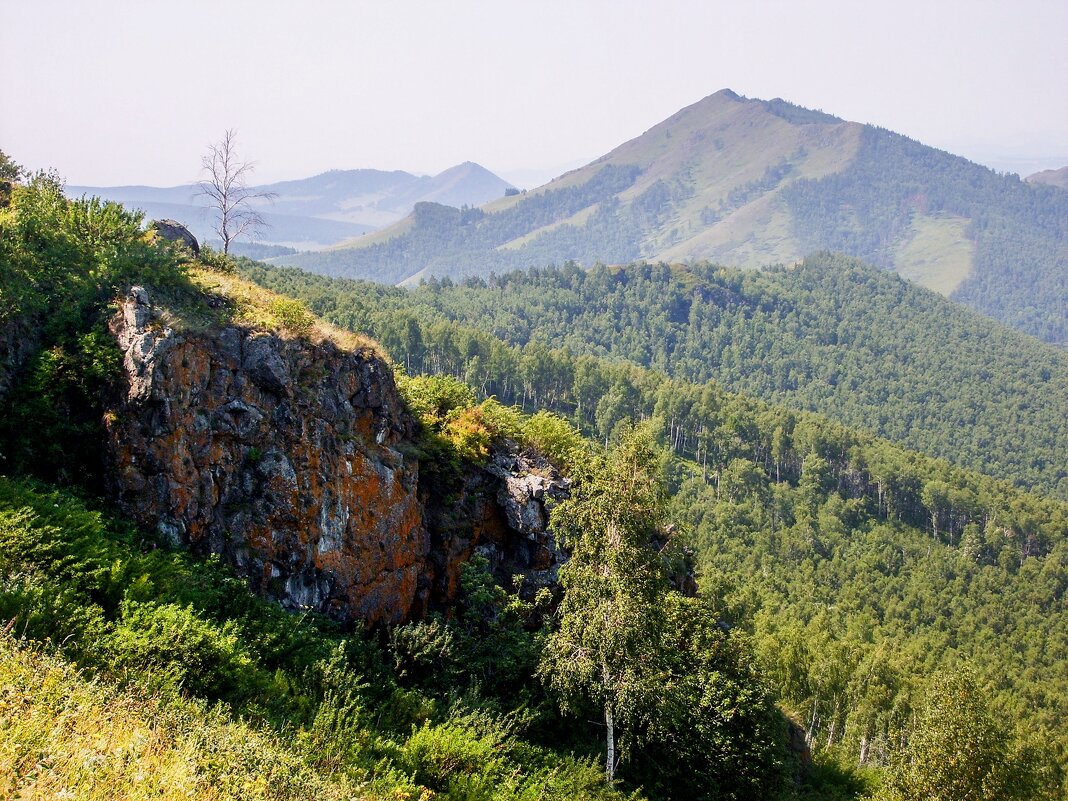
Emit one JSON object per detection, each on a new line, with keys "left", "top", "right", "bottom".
{"left": 826, "top": 698, "right": 839, "bottom": 747}
{"left": 807, "top": 696, "right": 819, "bottom": 744}
{"left": 605, "top": 702, "right": 616, "bottom": 782}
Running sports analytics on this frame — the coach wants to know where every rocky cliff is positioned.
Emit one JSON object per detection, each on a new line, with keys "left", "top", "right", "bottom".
{"left": 106, "top": 286, "right": 566, "bottom": 625}
{"left": 0, "top": 315, "right": 36, "bottom": 402}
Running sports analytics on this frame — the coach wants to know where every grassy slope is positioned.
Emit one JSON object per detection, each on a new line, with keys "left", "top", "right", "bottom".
{"left": 598, "top": 90, "right": 861, "bottom": 260}
{"left": 893, "top": 215, "right": 974, "bottom": 294}
{"left": 0, "top": 470, "right": 627, "bottom": 801}
{"left": 1026, "top": 166, "right": 1068, "bottom": 191}
{"left": 0, "top": 636, "right": 364, "bottom": 801}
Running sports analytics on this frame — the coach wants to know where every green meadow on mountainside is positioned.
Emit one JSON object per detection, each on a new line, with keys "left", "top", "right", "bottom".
{"left": 277, "top": 90, "right": 1068, "bottom": 345}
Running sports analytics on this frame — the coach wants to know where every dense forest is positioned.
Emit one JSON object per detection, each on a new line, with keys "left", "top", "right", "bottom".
{"left": 240, "top": 254, "right": 1068, "bottom": 794}
{"left": 3, "top": 162, "right": 1067, "bottom": 800}
{"left": 240, "top": 257, "right": 1068, "bottom": 498}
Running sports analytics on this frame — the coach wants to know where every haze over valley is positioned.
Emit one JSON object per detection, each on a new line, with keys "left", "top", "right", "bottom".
{"left": 69, "top": 161, "right": 514, "bottom": 251}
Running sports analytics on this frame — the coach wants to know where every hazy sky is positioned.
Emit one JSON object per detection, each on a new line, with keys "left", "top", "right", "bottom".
{"left": 4, "top": 0, "right": 1067, "bottom": 188}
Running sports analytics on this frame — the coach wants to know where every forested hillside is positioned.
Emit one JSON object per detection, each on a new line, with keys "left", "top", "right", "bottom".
{"left": 277, "top": 163, "right": 647, "bottom": 284}
{"left": 277, "top": 90, "right": 1068, "bottom": 344}
{"left": 242, "top": 254, "right": 1068, "bottom": 795}
{"left": 4, "top": 165, "right": 1068, "bottom": 799}
{"left": 241, "top": 257, "right": 1068, "bottom": 498}
{"left": 0, "top": 169, "right": 797, "bottom": 800}
{"left": 782, "top": 126, "right": 1068, "bottom": 343}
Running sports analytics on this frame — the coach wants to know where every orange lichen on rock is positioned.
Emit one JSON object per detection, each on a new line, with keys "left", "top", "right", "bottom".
{"left": 106, "top": 286, "right": 570, "bottom": 626}
{"left": 108, "top": 286, "right": 428, "bottom": 625}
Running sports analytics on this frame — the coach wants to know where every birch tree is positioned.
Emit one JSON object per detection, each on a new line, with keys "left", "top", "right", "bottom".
{"left": 538, "top": 423, "right": 670, "bottom": 782}
{"left": 875, "top": 668, "right": 1053, "bottom": 801}
{"left": 197, "top": 130, "right": 275, "bottom": 254}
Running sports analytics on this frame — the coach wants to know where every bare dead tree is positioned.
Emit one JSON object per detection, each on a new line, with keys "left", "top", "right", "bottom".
{"left": 196, "top": 129, "right": 276, "bottom": 254}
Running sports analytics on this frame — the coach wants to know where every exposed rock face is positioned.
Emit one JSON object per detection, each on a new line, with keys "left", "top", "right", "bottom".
{"left": 483, "top": 448, "right": 570, "bottom": 594}
{"left": 426, "top": 447, "right": 569, "bottom": 604}
{"left": 149, "top": 219, "right": 200, "bottom": 256}
{"left": 106, "top": 286, "right": 567, "bottom": 625}
{"left": 0, "top": 315, "right": 37, "bottom": 402}
{"left": 108, "top": 287, "right": 423, "bottom": 624}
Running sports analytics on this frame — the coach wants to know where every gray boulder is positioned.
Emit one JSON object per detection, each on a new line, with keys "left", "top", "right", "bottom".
{"left": 149, "top": 219, "right": 200, "bottom": 256}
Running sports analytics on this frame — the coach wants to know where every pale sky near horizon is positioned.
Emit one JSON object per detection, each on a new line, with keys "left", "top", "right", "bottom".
{"left": 3, "top": 0, "right": 1066, "bottom": 188}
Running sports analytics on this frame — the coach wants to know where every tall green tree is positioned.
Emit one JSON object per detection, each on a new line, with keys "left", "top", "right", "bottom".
{"left": 0, "top": 149, "right": 22, "bottom": 183}
{"left": 538, "top": 423, "right": 671, "bottom": 782}
{"left": 874, "top": 667, "right": 1056, "bottom": 801}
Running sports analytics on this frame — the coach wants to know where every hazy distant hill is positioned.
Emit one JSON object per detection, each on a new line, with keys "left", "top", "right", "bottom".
{"left": 247, "top": 161, "right": 514, "bottom": 229}
{"left": 67, "top": 161, "right": 514, "bottom": 248}
{"left": 1028, "top": 165, "right": 1068, "bottom": 191}
{"left": 280, "top": 90, "right": 1068, "bottom": 344}
{"left": 59, "top": 197, "right": 374, "bottom": 249}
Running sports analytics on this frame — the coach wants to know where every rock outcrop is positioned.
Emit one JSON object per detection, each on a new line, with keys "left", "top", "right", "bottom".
{"left": 106, "top": 286, "right": 567, "bottom": 625}
{"left": 149, "top": 219, "right": 200, "bottom": 256}
{"left": 426, "top": 446, "right": 569, "bottom": 605}
{"left": 0, "top": 315, "right": 37, "bottom": 402}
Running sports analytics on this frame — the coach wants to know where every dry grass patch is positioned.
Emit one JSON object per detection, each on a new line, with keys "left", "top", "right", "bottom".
{"left": 178, "top": 267, "right": 385, "bottom": 357}
{"left": 893, "top": 214, "right": 975, "bottom": 296}
{"left": 0, "top": 634, "right": 367, "bottom": 801}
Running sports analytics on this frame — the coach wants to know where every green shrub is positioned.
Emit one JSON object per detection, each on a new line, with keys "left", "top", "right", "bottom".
{"left": 399, "top": 374, "right": 477, "bottom": 427}
{"left": 521, "top": 410, "right": 588, "bottom": 473}
{"left": 0, "top": 574, "right": 109, "bottom": 654}
{"left": 443, "top": 405, "right": 495, "bottom": 461}
{"left": 268, "top": 296, "right": 314, "bottom": 334}
{"left": 401, "top": 714, "right": 511, "bottom": 797}
{"left": 0, "top": 173, "right": 187, "bottom": 328}
{"left": 197, "top": 244, "right": 238, "bottom": 273}
{"left": 389, "top": 616, "right": 457, "bottom": 686}
{"left": 475, "top": 398, "right": 524, "bottom": 441}
{"left": 105, "top": 599, "right": 258, "bottom": 700}
{"left": 0, "top": 174, "right": 191, "bottom": 485}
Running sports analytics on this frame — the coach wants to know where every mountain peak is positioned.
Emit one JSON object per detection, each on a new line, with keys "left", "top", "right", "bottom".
{"left": 433, "top": 161, "right": 504, "bottom": 181}
{"left": 709, "top": 87, "right": 743, "bottom": 101}
{"left": 686, "top": 89, "right": 842, "bottom": 125}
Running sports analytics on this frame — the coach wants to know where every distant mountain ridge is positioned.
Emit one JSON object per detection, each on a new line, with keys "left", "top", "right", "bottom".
{"left": 278, "top": 89, "right": 1068, "bottom": 345}
{"left": 1028, "top": 165, "right": 1068, "bottom": 191}
{"left": 67, "top": 161, "right": 515, "bottom": 249}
